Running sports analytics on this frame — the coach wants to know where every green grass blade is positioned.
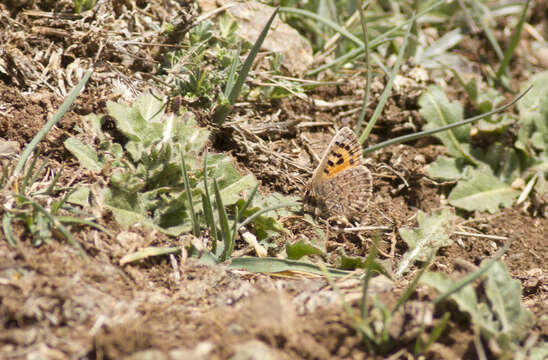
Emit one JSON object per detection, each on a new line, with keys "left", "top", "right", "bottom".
{"left": 51, "top": 188, "right": 77, "bottom": 215}
{"left": 308, "top": 46, "right": 363, "bottom": 76}
{"left": 355, "top": 1, "right": 371, "bottom": 134}
{"left": 306, "top": 0, "right": 445, "bottom": 75}
{"left": 231, "top": 183, "right": 259, "bottom": 242}
{"left": 201, "top": 151, "right": 219, "bottom": 250}
{"left": 56, "top": 215, "right": 111, "bottom": 235}
{"left": 227, "top": 7, "right": 279, "bottom": 105}
{"left": 432, "top": 240, "right": 510, "bottom": 305}
{"left": 120, "top": 246, "right": 180, "bottom": 265}
{"left": 237, "top": 202, "right": 300, "bottom": 230}
{"left": 360, "top": 233, "right": 379, "bottom": 319}
{"left": 1, "top": 162, "right": 9, "bottom": 187}
{"left": 29, "top": 154, "right": 53, "bottom": 192}
{"left": 12, "top": 69, "right": 92, "bottom": 178}
{"left": 230, "top": 206, "right": 240, "bottom": 250}
{"left": 235, "top": 183, "right": 259, "bottom": 218}
{"left": 393, "top": 257, "right": 431, "bottom": 313}
{"left": 415, "top": 312, "right": 450, "bottom": 355}
{"left": 495, "top": 0, "right": 531, "bottom": 78}
{"left": 471, "top": 1, "right": 504, "bottom": 61}
{"left": 308, "top": 40, "right": 393, "bottom": 77}
{"left": 214, "top": 178, "right": 232, "bottom": 261}
{"left": 224, "top": 43, "right": 241, "bottom": 98}
{"left": 202, "top": 194, "right": 218, "bottom": 248}
{"left": 358, "top": 19, "right": 412, "bottom": 144}
{"left": 363, "top": 85, "right": 532, "bottom": 155}
{"left": 180, "top": 148, "right": 200, "bottom": 237}
{"left": 280, "top": 7, "right": 363, "bottom": 47}
{"left": 44, "top": 165, "right": 64, "bottom": 195}
{"left": 20, "top": 150, "right": 41, "bottom": 194}
{"left": 2, "top": 213, "right": 17, "bottom": 247}
{"left": 15, "top": 194, "right": 87, "bottom": 257}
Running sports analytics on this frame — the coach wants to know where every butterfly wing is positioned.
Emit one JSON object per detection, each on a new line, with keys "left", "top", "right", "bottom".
{"left": 313, "top": 165, "right": 372, "bottom": 217}
{"left": 310, "top": 127, "right": 363, "bottom": 184}
{"left": 307, "top": 127, "right": 372, "bottom": 217}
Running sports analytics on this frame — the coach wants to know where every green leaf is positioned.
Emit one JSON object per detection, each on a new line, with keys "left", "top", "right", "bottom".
{"left": 476, "top": 114, "right": 514, "bottom": 134}
{"left": 99, "top": 93, "right": 282, "bottom": 244}
{"left": 426, "top": 156, "right": 466, "bottom": 181}
{"left": 419, "top": 28, "right": 463, "bottom": 61}
{"left": 531, "top": 99, "right": 548, "bottom": 152}
{"left": 463, "top": 77, "right": 505, "bottom": 113}
{"left": 397, "top": 209, "right": 453, "bottom": 276}
{"left": 2, "top": 213, "right": 17, "bottom": 247}
{"left": 255, "top": 192, "right": 301, "bottom": 218}
{"left": 229, "top": 257, "right": 354, "bottom": 277}
{"left": 338, "top": 252, "right": 390, "bottom": 279}
{"left": 421, "top": 271, "right": 486, "bottom": 327}
{"left": 64, "top": 137, "right": 104, "bottom": 172}
{"left": 106, "top": 97, "right": 163, "bottom": 146}
{"left": 448, "top": 169, "right": 520, "bottom": 213}
{"left": 177, "top": 123, "right": 210, "bottom": 153}
{"left": 66, "top": 186, "right": 91, "bottom": 208}
{"left": 84, "top": 113, "right": 106, "bottom": 140}
{"left": 206, "top": 154, "right": 245, "bottom": 189}
{"left": 516, "top": 71, "right": 548, "bottom": 154}
{"left": 517, "top": 71, "right": 548, "bottom": 116}
{"left": 134, "top": 93, "right": 164, "bottom": 123}
{"left": 237, "top": 203, "right": 285, "bottom": 241}
{"left": 286, "top": 240, "right": 324, "bottom": 260}
{"left": 106, "top": 101, "right": 145, "bottom": 142}
{"left": 219, "top": 174, "right": 258, "bottom": 206}
{"left": 477, "top": 144, "right": 520, "bottom": 183}
{"left": 214, "top": 178, "right": 233, "bottom": 261}
{"left": 106, "top": 204, "right": 189, "bottom": 236}
{"left": 419, "top": 85, "right": 477, "bottom": 164}
{"left": 485, "top": 262, "right": 533, "bottom": 340}
{"left": 422, "top": 261, "right": 534, "bottom": 355}
{"left": 120, "top": 246, "right": 180, "bottom": 265}
{"left": 74, "top": 0, "right": 96, "bottom": 13}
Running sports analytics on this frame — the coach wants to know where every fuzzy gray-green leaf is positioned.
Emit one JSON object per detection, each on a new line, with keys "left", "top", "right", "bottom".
{"left": 448, "top": 169, "right": 520, "bottom": 213}
{"left": 64, "top": 137, "right": 104, "bottom": 172}
{"left": 485, "top": 262, "right": 533, "bottom": 339}
{"left": 397, "top": 209, "right": 453, "bottom": 276}
{"left": 419, "top": 85, "right": 477, "bottom": 165}
{"left": 426, "top": 156, "right": 466, "bottom": 181}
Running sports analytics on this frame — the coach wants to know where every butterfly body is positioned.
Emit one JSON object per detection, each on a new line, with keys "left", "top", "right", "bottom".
{"left": 305, "top": 127, "right": 372, "bottom": 218}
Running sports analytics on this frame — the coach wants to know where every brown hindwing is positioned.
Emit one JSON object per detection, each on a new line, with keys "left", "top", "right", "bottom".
{"left": 312, "top": 165, "right": 372, "bottom": 217}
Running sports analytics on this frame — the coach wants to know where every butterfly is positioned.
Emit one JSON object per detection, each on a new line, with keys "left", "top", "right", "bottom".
{"left": 304, "top": 127, "right": 372, "bottom": 218}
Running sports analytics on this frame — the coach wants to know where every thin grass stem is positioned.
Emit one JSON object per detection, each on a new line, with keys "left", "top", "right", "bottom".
{"left": 358, "top": 20, "right": 412, "bottom": 144}
{"left": 355, "top": 1, "right": 371, "bottom": 134}
{"left": 495, "top": 0, "right": 530, "bottom": 78}
{"left": 363, "top": 85, "right": 532, "bottom": 155}
{"left": 12, "top": 70, "right": 92, "bottom": 179}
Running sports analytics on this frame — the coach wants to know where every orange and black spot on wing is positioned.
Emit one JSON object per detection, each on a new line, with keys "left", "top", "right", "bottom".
{"left": 322, "top": 139, "right": 362, "bottom": 179}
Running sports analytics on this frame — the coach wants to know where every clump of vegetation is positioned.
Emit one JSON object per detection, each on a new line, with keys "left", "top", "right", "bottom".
{"left": 65, "top": 93, "right": 296, "bottom": 262}
{"left": 423, "top": 73, "right": 548, "bottom": 213}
